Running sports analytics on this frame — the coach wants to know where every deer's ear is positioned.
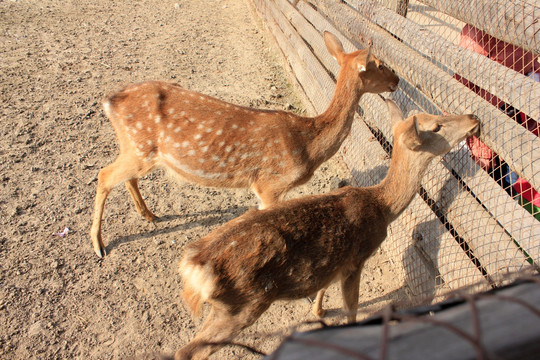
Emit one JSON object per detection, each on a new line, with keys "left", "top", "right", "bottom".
{"left": 365, "top": 38, "right": 373, "bottom": 64}
{"left": 386, "top": 99, "right": 404, "bottom": 127}
{"left": 324, "top": 31, "right": 345, "bottom": 65}
{"left": 402, "top": 116, "right": 422, "bottom": 150}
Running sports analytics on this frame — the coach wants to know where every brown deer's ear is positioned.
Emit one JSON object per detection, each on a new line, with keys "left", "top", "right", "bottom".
{"left": 365, "top": 38, "right": 373, "bottom": 64}
{"left": 402, "top": 116, "right": 422, "bottom": 150}
{"left": 324, "top": 31, "right": 345, "bottom": 65}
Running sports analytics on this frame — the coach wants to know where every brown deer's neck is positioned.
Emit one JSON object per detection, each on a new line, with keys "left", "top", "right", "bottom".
{"left": 376, "top": 145, "right": 434, "bottom": 223}
{"left": 306, "top": 71, "right": 364, "bottom": 164}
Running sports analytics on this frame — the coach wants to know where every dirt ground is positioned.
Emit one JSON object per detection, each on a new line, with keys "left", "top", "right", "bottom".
{"left": 0, "top": 0, "right": 406, "bottom": 358}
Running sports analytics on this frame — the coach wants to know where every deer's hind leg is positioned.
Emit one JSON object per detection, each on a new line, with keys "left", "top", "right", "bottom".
{"left": 125, "top": 178, "right": 156, "bottom": 222}
{"left": 90, "top": 154, "right": 154, "bottom": 257}
{"left": 175, "top": 301, "right": 270, "bottom": 360}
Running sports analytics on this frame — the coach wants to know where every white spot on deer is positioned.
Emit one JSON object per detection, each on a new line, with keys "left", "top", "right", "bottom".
{"left": 262, "top": 156, "right": 269, "bottom": 161}
{"left": 240, "top": 153, "right": 248, "bottom": 160}
{"left": 200, "top": 96, "right": 205, "bottom": 101}
{"left": 136, "top": 122, "right": 143, "bottom": 130}
{"left": 155, "top": 115, "right": 161, "bottom": 124}
{"left": 165, "top": 136, "right": 172, "bottom": 143}
{"left": 182, "top": 141, "right": 190, "bottom": 148}
{"left": 197, "top": 124, "right": 204, "bottom": 130}
{"left": 138, "top": 144, "right": 144, "bottom": 150}
{"left": 292, "top": 149, "right": 301, "bottom": 155}
{"left": 126, "top": 114, "right": 134, "bottom": 119}
{"left": 174, "top": 127, "right": 181, "bottom": 133}
{"left": 145, "top": 151, "right": 156, "bottom": 162}
{"left": 147, "top": 140, "right": 153, "bottom": 146}
{"left": 212, "top": 155, "right": 220, "bottom": 162}
{"left": 254, "top": 127, "right": 262, "bottom": 132}
{"left": 225, "top": 145, "right": 232, "bottom": 152}
{"left": 180, "top": 111, "right": 186, "bottom": 117}
{"left": 194, "top": 134, "right": 202, "bottom": 140}
{"left": 168, "top": 108, "right": 175, "bottom": 115}
{"left": 216, "top": 129, "right": 223, "bottom": 135}
{"left": 142, "top": 100, "right": 149, "bottom": 108}
{"left": 219, "top": 162, "right": 226, "bottom": 168}
{"left": 188, "top": 150, "right": 196, "bottom": 156}
{"left": 216, "top": 111, "right": 222, "bottom": 115}
{"left": 189, "top": 117, "right": 196, "bottom": 123}
{"left": 240, "top": 127, "right": 245, "bottom": 131}
{"left": 174, "top": 143, "right": 181, "bottom": 148}
{"left": 184, "top": 100, "right": 190, "bottom": 104}
{"left": 201, "top": 146, "right": 209, "bottom": 153}
{"left": 205, "top": 128, "right": 213, "bottom": 133}
{"left": 228, "top": 157, "right": 235, "bottom": 162}
{"left": 219, "top": 141, "right": 225, "bottom": 147}
{"left": 167, "top": 123, "right": 173, "bottom": 129}
{"left": 249, "top": 121, "right": 254, "bottom": 125}
{"left": 232, "top": 124, "right": 238, "bottom": 129}
{"left": 199, "top": 158, "right": 205, "bottom": 163}
{"left": 148, "top": 113, "right": 153, "bottom": 120}
{"left": 274, "top": 139, "right": 280, "bottom": 144}
{"left": 278, "top": 161, "right": 286, "bottom": 167}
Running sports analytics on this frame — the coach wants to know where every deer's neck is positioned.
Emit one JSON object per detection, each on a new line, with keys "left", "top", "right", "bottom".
{"left": 376, "top": 146, "right": 435, "bottom": 223}
{"left": 306, "top": 72, "right": 364, "bottom": 164}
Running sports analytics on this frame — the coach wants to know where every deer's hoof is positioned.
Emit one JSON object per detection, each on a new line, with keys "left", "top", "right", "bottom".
{"left": 94, "top": 246, "right": 107, "bottom": 258}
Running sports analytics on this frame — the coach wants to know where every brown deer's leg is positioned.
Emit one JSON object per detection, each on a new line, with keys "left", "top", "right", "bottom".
{"left": 312, "top": 287, "right": 328, "bottom": 318}
{"left": 340, "top": 267, "right": 363, "bottom": 324}
{"left": 251, "top": 183, "right": 287, "bottom": 210}
{"left": 125, "top": 178, "right": 156, "bottom": 222}
{"left": 90, "top": 155, "right": 149, "bottom": 258}
{"left": 175, "top": 301, "right": 270, "bottom": 360}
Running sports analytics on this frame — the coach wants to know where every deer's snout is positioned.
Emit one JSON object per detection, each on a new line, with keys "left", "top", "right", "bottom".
{"left": 467, "top": 115, "right": 481, "bottom": 137}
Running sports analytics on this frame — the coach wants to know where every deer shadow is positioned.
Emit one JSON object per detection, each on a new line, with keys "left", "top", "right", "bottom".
{"left": 106, "top": 205, "right": 251, "bottom": 254}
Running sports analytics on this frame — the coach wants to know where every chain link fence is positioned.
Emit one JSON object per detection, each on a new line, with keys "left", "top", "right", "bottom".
{"left": 252, "top": 0, "right": 539, "bottom": 305}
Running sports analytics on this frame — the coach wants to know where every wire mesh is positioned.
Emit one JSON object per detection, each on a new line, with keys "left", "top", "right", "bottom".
{"left": 321, "top": 0, "right": 540, "bottom": 302}
{"left": 254, "top": 0, "right": 539, "bottom": 305}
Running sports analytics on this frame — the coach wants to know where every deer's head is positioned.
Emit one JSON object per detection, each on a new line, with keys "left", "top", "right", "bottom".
{"left": 387, "top": 99, "right": 480, "bottom": 156}
{"left": 324, "top": 31, "right": 399, "bottom": 94}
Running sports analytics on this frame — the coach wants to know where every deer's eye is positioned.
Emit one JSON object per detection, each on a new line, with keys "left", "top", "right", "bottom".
{"left": 433, "top": 124, "right": 442, "bottom": 133}
{"left": 378, "top": 64, "right": 384, "bottom": 70}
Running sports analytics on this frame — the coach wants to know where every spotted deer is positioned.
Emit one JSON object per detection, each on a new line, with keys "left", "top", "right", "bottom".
{"left": 176, "top": 99, "right": 480, "bottom": 359}
{"left": 90, "top": 31, "right": 399, "bottom": 257}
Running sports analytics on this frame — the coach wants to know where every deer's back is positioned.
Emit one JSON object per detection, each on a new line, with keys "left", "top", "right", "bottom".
{"left": 185, "top": 187, "right": 388, "bottom": 302}
{"left": 104, "top": 81, "right": 313, "bottom": 188}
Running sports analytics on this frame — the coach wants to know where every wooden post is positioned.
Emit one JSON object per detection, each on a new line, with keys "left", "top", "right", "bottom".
{"left": 393, "top": 0, "right": 409, "bottom": 17}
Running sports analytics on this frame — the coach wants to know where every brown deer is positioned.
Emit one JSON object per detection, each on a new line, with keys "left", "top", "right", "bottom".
{"left": 175, "top": 99, "right": 480, "bottom": 359}
{"left": 90, "top": 31, "right": 398, "bottom": 257}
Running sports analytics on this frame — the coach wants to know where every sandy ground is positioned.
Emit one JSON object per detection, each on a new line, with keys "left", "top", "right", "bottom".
{"left": 0, "top": 0, "right": 406, "bottom": 358}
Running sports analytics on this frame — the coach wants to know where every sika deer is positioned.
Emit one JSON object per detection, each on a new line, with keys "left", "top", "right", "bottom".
{"left": 90, "top": 31, "right": 398, "bottom": 257}
{"left": 175, "top": 99, "right": 480, "bottom": 359}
